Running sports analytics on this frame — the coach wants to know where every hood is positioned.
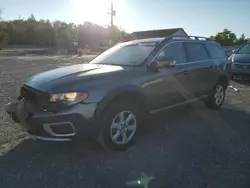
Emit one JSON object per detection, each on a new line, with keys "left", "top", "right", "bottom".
{"left": 232, "top": 54, "right": 250, "bottom": 63}
{"left": 25, "top": 63, "right": 128, "bottom": 92}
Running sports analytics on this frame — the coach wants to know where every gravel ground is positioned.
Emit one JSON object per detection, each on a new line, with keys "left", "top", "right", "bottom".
{"left": 0, "top": 56, "right": 250, "bottom": 188}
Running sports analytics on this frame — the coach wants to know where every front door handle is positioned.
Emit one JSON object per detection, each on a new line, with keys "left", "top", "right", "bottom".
{"left": 183, "top": 70, "right": 189, "bottom": 75}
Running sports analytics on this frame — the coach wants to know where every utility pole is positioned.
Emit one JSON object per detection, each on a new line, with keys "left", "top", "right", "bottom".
{"left": 108, "top": 1, "right": 116, "bottom": 27}
{"left": 107, "top": 1, "right": 116, "bottom": 45}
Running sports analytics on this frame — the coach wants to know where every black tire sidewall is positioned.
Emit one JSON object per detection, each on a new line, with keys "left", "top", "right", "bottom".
{"left": 98, "top": 102, "right": 140, "bottom": 151}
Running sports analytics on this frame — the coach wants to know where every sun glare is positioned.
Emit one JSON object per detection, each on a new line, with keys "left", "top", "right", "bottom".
{"left": 72, "top": 0, "right": 125, "bottom": 26}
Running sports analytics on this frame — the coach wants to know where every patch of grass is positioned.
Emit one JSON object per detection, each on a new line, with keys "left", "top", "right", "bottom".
{"left": 0, "top": 49, "right": 29, "bottom": 56}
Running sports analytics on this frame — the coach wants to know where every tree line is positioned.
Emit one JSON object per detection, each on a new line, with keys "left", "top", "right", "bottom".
{"left": 210, "top": 29, "right": 249, "bottom": 46}
{"left": 0, "top": 12, "right": 249, "bottom": 51}
{"left": 0, "top": 14, "right": 127, "bottom": 51}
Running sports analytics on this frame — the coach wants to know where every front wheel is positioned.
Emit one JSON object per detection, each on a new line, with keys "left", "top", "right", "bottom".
{"left": 97, "top": 102, "right": 139, "bottom": 151}
{"left": 205, "top": 83, "right": 226, "bottom": 109}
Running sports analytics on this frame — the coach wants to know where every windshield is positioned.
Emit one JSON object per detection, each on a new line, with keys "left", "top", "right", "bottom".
{"left": 89, "top": 42, "right": 156, "bottom": 66}
{"left": 236, "top": 43, "right": 250, "bottom": 54}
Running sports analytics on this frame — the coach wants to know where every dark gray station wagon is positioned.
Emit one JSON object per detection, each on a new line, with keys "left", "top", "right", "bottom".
{"left": 6, "top": 36, "right": 231, "bottom": 151}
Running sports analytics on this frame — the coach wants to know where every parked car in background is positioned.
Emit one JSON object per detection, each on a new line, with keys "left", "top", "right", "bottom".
{"left": 229, "top": 41, "right": 250, "bottom": 79}
{"left": 5, "top": 36, "right": 231, "bottom": 151}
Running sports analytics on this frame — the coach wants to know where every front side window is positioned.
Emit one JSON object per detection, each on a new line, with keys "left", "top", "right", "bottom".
{"left": 206, "top": 43, "right": 225, "bottom": 58}
{"left": 184, "top": 42, "right": 208, "bottom": 62}
{"left": 236, "top": 43, "right": 250, "bottom": 54}
{"left": 90, "top": 42, "right": 156, "bottom": 66}
{"left": 155, "top": 42, "right": 186, "bottom": 64}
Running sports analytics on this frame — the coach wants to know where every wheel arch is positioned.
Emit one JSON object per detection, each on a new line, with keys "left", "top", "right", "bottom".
{"left": 218, "top": 74, "right": 229, "bottom": 88}
{"left": 94, "top": 86, "right": 149, "bottom": 118}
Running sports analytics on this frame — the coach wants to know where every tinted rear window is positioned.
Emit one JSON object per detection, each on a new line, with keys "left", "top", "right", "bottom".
{"left": 206, "top": 43, "right": 225, "bottom": 58}
{"left": 184, "top": 42, "right": 208, "bottom": 62}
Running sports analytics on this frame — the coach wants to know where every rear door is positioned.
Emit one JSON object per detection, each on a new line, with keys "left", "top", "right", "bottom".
{"left": 205, "top": 42, "right": 228, "bottom": 88}
{"left": 183, "top": 42, "right": 211, "bottom": 97}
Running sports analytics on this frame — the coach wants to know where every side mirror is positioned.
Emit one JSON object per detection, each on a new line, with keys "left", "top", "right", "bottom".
{"left": 232, "top": 49, "right": 238, "bottom": 53}
{"left": 156, "top": 60, "right": 176, "bottom": 69}
{"left": 148, "top": 60, "right": 176, "bottom": 72}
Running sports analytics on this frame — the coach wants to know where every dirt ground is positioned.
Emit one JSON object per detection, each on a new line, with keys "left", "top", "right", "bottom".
{"left": 0, "top": 56, "right": 250, "bottom": 188}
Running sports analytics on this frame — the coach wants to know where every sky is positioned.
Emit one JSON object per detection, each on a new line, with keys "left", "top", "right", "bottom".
{"left": 0, "top": 0, "right": 250, "bottom": 37}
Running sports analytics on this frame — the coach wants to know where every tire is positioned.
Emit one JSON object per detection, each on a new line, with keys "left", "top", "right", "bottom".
{"left": 205, "top": 81, "right": 226, "bottom": 109}
{"left": 97, "top": 101, "right": 140, "bottom": 151}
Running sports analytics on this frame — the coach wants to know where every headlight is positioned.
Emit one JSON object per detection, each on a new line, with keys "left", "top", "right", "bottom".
{"left": 50, "top": 92, "right": 88, "bottom": 105}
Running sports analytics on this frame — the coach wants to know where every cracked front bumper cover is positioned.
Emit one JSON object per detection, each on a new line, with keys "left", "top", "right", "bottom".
{"left": 5, "top": 100, "right": 98, "bottom": 141}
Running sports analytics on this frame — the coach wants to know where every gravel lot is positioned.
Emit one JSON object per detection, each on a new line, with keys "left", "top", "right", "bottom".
{"left": 0, "top": 56, "right": 250, "bottom": 188}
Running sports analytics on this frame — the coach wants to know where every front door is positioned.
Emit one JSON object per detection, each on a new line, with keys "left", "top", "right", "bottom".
{"left": 144, "top": 42, "right": 191, "bottom": 111}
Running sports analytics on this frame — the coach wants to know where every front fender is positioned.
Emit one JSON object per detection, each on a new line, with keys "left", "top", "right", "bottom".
{"left": 94, "top": 85, "right": 149, "bottom": 118}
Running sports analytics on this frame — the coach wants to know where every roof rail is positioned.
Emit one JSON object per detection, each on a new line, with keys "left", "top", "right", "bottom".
{"left": 188, "top": 36, "right": 212, "bottom": 41}
{"left": 167, "top": 35, "right": 212, "bottom": 41}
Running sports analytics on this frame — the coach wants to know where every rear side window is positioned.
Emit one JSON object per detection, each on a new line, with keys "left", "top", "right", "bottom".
{"left": 184, "top": 42, "right": 208, "bottom": 62}
{"left": 206, "top": 43, "right": 225, "bottom": 58}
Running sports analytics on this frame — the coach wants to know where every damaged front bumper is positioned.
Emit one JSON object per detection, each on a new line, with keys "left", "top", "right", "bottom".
{"left": 5, "top": 99, "right": 98, "bottom": 142}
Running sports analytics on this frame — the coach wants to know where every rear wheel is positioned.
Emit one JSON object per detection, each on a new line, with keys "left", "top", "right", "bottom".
{"left": 97, "top": 101, "right": 140, "bottom": 151}
{"left": 205, "top": 82, "right": 226, "bottom": 109}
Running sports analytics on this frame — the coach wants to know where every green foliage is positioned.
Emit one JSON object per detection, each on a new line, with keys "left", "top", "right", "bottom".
{"left": 210, "top": 29, "right": 249, "bottom": 46}
{"left": 0, "top": 30, "right": 8, "bottom": 48}
{"left": 2, "top": 11, "right": 248, "bottom": 50}
{"left": 0, "top": 13, "right": 127, "bottom": 51}
{"left": 0, "top": 10, "right": 9, "bottom": 48}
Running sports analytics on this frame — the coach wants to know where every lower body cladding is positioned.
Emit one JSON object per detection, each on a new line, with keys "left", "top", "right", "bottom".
{"left": 5, "top": 99, "right": 98, "bottom": 141}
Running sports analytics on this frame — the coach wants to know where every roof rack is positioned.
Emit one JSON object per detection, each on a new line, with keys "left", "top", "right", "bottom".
{"left": 168, "top": 35, "right": 212, "bottom": 41}
{"left": 188, "top": 36, "right": 212, "bottom": 41}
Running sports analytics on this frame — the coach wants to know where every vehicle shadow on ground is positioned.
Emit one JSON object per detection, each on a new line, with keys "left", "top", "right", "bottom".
{"left": 1, "top": 102, "right": 250, "bottom": 188}
{"left": 233, "top": 78, "right": 250, "bottom": 86}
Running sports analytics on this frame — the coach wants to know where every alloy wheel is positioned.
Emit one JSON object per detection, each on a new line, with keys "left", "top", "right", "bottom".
{"left": 110, "top": 111, "right": 137, "bottom": 145}
{"left": 214, "top": 85, "right": 224, "bottom": 106}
